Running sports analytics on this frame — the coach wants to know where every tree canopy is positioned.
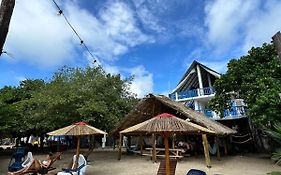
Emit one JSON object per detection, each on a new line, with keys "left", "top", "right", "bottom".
{"left": 209, "top": 43, "right": 281, "bottom": 127}
{"left": 0, "top": 66, "right": 138, "bottom": 137}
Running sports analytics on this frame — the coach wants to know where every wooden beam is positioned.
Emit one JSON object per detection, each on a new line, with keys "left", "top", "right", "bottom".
{"left": 152, "top": 134, "right": 157, "bottom": 162}
{"left": 139, "top": 135, "right": 143, "bottom": 155}
{"left": 215, "top": 136, "right": 221, "bottom": 161}
{"left": 223, "top": 137, "right": 228, "bottom": 156}
{"left": 202, "top": 134, "right": 211, "bottom": 168}
{"left": 118, "top": 134, "right": 123, "bottom": 160}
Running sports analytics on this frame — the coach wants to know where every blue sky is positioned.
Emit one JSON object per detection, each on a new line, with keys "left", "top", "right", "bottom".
{"left": 1, "top": 0, "right": 281, "bottom": 97}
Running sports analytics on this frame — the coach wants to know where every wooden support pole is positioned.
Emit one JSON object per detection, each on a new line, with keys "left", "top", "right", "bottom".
{"left": 172, "top": 134, "right": 175, "bottom": 149}
{"left": 139, "top": 135, "right": 143, "bottom": 155}
{"left": 164, "top": 136, "right": 171, "bottom": 175}
{"left": 223, "top": 137, "right": 228, "bottom": 156}
{"left": 118, "top": 134, "right": 123, "bottom": 160}
{"left": 74, "top": 136, "right": 80, "bottom": 169}
{"left": 202, "top": 134, "right": 211, "bottom": 168}
{"left": 215, "top": 136, "right": 221, "bottom": 161}
{"left": 127, "top": 136, "right": 131, "bottom": 153}
{"left": 152, "top": 134, "right": 156, "bottom": 162}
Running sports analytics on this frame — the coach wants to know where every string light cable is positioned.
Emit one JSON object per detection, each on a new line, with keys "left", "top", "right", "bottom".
{"left": 51, "top": 0, "right": 97, "bottom": 64}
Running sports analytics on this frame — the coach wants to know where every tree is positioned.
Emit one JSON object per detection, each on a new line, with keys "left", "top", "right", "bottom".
{"left": 27, "top": 66, "right": 138, "bottom": 133}
{"left": 209, "top": 43, "right": 281, "bottom": 127}
{"left": 0, "top": 66, "right": 138, "bottom": 137}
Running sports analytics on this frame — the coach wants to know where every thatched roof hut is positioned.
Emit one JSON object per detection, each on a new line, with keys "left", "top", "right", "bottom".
{"left": 113, "top": 94, "right": 235, "bottom": 136}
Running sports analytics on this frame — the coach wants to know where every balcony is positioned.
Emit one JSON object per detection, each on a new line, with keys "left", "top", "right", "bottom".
{"left": 196, "top": 106, "right": 247, "bottom": 119}
{"left": 169, "top": 87, "right": 215, "bottom": 101}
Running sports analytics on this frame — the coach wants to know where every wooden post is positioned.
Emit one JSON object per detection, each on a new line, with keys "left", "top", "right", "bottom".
{"left": 118, "top": 134, "right": 123, "bottom": 160}
{"left": 164, "top": 136, "right": 171, "bottom": 175}
{"left": 152, "top": 134, "right": 156, "bottom": 162}
{"left": 127, "top": 136, "right": 131, "bottom": 153}
{"left": 202, "top": 134, "right": 211, "bottom": 168}
{"left": 139, "top": 135, "right": 143, "bottom": 155}
{"left": 172, "top": 134, "right": 175, "bottom": 149}
{"left": 223, "top": 137, "right": 228, "bottom": 156}
{"left": 74, "top": 136, "right": 80, "bottom": 169}
{"left": 215, "top": 136, "right": 221, "bottom": 161}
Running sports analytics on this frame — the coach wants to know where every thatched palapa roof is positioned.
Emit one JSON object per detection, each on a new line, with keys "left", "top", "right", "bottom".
{"left": 113, "top": 94, "right": 235, "bottom": 136}
{"left": 120, "top": 113, "right": 215, "bottom": 135}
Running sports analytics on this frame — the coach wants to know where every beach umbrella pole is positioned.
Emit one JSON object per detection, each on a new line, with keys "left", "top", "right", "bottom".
{"left": 164, "top": 135, "right": 170, "bottom": 175}
{"left": 74, "top": 136, "right": 81, "bottom": 169}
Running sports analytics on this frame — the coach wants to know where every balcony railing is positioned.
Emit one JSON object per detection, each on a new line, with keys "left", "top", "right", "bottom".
{"left": 169, "top": 87, "right": 215, "bottom": 101}
{"left": 196, "top": 106, "right": 247, "bottom": 119}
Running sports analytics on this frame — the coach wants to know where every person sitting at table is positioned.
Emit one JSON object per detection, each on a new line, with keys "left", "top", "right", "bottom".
{"left": 178, "top": 141, "right": 193, "bottom": 154}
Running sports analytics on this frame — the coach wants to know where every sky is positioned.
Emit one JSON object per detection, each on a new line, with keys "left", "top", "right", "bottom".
{"left": 0, "top": 0, "right": 281, "bottom": 97}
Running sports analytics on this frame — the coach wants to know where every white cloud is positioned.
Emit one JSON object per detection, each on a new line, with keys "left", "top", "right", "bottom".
{"left": 243, "top": 1, "right": 281, "bottom": 52}
{"left": 5, "top": 0, "right": 152, "bottom": 68}
{"left": 134, "top": 1, "right": 166, "bottom": 34}
{"left": 6, "top": 0, "right": 75, "bottom": 67}
{"left": 128, "top": 65, "right": 153, "bottom": 98}
{"left": 204, "top": 0, "right": 281, "bottom": 54}
{"left": 204, "top": 0, "right": 258, "bottom": 52}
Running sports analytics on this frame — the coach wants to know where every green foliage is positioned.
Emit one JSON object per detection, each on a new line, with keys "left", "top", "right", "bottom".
{"left": 0, "top": 66, "right": 138, "bottom": 136}
{"left": 268, "top": 172, "right": 281, "bottom": 175}
{"left": 266, "top": 123, "right": 281, "bottom": 165}
{"left": 209, "top": 43, "right": 281, "bottom": 126}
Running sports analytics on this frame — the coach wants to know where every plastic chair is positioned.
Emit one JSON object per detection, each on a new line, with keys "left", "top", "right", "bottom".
{"left": 57, "top": 154, "right": 87, "bottom": 175}
{"left": 186, "top": 169, "right": 207, "bottom": 175}
{"left": 8, "top": 147, "right": 26, "bottom": 172}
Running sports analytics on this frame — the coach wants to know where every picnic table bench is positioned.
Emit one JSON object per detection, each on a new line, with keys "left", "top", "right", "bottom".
{"left": 143, "top": 148, "right": 184, "bottom": 159}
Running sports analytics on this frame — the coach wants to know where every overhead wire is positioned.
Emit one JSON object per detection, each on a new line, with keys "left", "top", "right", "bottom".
{"left": 51, "top": 0, "right": 97, "bottom": 64}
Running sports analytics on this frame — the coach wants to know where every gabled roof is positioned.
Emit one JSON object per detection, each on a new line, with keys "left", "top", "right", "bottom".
{"left": 112, "top": 94, "right": 235, "bottom": 136}
{"left": 172, "top": 60, "right": 221, "bottom": 93}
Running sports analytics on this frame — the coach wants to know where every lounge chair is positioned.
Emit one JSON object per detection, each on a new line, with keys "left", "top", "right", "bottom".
{"left": 7, "top": 152, "right": 62, "bottom": 175}
{"left": 186, "top": 169, "right": 207, "bottom": 175}
{"left": 8, "top": 147, "right": 26, "bottom": 172}
{"left": 157, "top": 159, "right": 177, "bottom": 175}
{"left": 57, "top": 154, "right": 87, "bottom": 175}
{"left": 7, "top": 152, "right": 34, "bottom": 175}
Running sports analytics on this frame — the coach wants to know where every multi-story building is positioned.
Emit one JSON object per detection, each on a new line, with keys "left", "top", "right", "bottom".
{"left": 169, "top": 60, "right": 247, "bottom": 120}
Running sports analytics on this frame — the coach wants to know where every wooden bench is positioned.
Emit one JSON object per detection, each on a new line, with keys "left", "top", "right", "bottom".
{"left": 145, "top": 148, "right": 184, "bottom": 159}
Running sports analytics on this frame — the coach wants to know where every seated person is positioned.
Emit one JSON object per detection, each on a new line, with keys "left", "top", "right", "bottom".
{"left": 38, "top": 152, "right": 53, "bottom": 168}
{"left": 178, "top": 141, "right": 194, "bottom": 154}
{"left": 7, "top": 153, "right": 54, "bottom": 175}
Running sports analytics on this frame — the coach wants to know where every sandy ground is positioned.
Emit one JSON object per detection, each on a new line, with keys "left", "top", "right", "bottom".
{"left": 1, "top": 149, "right": 281, "bottom": 175}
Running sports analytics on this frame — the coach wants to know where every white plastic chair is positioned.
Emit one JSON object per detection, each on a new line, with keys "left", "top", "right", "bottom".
{"left": 21, "top": 152, "right": 34, "bottom": 168}
{"left": 57, "top": 154, "right": 87, "bottom": 175}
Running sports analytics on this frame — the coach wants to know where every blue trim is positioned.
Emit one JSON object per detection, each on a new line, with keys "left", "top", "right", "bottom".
{"left": 169, "top": 87, "right": 215, "bottom": 100}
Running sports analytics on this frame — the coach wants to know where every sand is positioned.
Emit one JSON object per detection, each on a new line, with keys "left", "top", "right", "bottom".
{"left": 1, "top": 149, "right": 281, "bottom": 175}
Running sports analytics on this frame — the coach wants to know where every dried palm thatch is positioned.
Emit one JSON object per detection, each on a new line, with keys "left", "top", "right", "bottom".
{"left": 47, "top": 122, "right": 106, "bottom": 169}
{"left": 113, "top": 94, "right": 235, "bottom": 136}
{"left": 47, "top": 122, "right": 107, "bottom": 136}
{"left": 121, "top": 113, "right": 214, "bottom": 135}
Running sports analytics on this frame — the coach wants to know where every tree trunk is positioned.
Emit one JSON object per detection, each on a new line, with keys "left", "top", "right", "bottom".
{"left": 0, "top": 0, "right": 15, "bottom": 54}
